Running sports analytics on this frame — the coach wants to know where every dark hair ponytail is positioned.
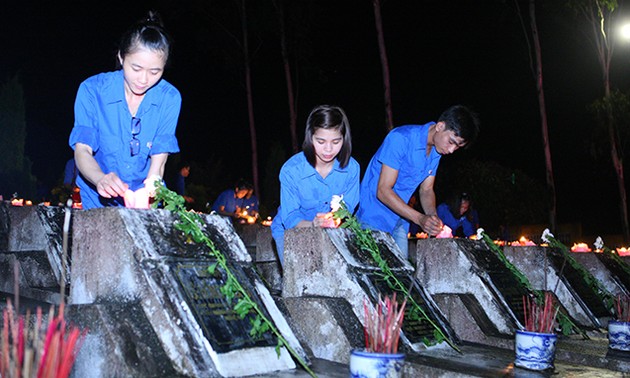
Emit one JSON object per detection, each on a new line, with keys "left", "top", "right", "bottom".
{"left": 117, "top": 11, "right": 172, "bottom": 67}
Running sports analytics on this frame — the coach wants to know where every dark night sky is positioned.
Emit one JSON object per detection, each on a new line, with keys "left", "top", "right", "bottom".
{"left": 2, "top": 1, "right": 630, "bottom": 237}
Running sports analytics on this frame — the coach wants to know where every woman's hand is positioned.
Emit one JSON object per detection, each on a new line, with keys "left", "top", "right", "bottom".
{"left": 96, "top": 172, "right": 128, "bottom": 198}
{"left": 312, "top": 213, "right": 328, "bottom": 227}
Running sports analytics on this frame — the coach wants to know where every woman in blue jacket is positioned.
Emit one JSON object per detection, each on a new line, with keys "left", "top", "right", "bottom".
{"left": 69, "top": 11, "right": 181, "bottom": 209}
{"left": 271, "top": 105, "right": 360, "bottom": 266}
{"left": 437, "top": 192, "right": 479, "bottom": 237}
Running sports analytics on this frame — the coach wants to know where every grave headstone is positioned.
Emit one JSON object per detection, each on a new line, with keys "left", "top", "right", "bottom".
{"left": 254, "top": 226, "right": 282, "bottom": 294}
{"left": 572, "top": 252, "right": 628, "bottom": 296}
{"left": 413, "top": 238, "right": 526, "bottom": 347}
{"left": 0, "top": 202, "right": 66, "bottom": 305}
{"left": 70, "top": 207, "right": 306, "bottom": 377}
{"left": 504, "top": 245, "right": 607, "bottom": 328}
{"left": 282, "top": 227, "right": 456, "bottom": 355}
{"left": 593, "top": 252, "right": 630, "bottom": 295}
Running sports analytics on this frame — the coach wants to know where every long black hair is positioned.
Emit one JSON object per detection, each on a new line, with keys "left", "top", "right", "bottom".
{"left": 302, "top": 105, "right": 352, "bottom": 168}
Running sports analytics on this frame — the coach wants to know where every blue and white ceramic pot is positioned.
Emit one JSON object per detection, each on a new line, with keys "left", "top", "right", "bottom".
{"left": 608, "top": 321, "right": 630, "bottom": 351}
{"left": 349, "top": 349, "right": 405, "bottom": 378}
{"left": 514, "top": 330, "right": 557, "bottom": 371}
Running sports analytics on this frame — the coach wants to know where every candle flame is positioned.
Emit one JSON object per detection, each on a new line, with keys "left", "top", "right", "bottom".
{"left": 511, "top": 236, "right": 536, "bottom": 246}
{"left": 570, "top": 242, "right": 591, "bottom": 253}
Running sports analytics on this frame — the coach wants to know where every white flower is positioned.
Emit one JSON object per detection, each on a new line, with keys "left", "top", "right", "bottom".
{"left": 594, "top": 236, "right": 604, "bottom": 250}
{"left": 476, "top": 228, "right": 485, "bottom": 240}
{"left": 541, "top": 228, "right": 554, "bottom": 243}
{"left": 330, "top": 194, "right": 344, "bottom": 212}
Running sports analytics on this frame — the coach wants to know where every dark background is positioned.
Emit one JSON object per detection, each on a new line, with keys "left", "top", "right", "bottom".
{"left": 2, "top": 1, "right": 630, "bottom": 239}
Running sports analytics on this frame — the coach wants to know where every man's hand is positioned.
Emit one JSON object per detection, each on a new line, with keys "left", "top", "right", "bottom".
{"left": 418, "top": 214, "right": 444, "bottom": 236}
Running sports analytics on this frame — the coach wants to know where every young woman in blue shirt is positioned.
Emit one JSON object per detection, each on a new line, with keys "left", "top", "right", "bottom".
{"left": 69, "top": 11, "right": 181, "bottom": 209}
{"left": 271, "top": 105, "right": 360, "bottom": 266}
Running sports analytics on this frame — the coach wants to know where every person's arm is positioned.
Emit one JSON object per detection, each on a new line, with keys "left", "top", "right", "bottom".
{"left": 376, "top": 164, "right": 443, "bottom": 235}
{"left": 418, "top": 176, "right": 445, "bottom": 234}
{"left": 462, "top": 209, "right": 479, "bottom": 236}
{"left": 74, "top": 143, "right": 128, "bottom": 198}
{"left": 437, "top": 203, "right": 459, "bottom": 231}
{"left": 214, "top": 192, "right": 239, "bottom": 217}
{"left": 279, "top": 165, "right": 320, "bottom": 228}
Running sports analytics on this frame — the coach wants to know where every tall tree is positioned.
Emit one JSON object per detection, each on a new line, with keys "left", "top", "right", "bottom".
{"left": 0, "top": 75, "right": 36, "bottom": 198}
{"left": 272, "top": 0, "right": 299, "bottom": 154}
{"left": 240, "top": 0, "right": 260, "bottom": 198}
{"left": 373, "top": 0, "right": 394, "bottom": 131}
{"left": 568, "top": 0, "right": 629, "bottom": 241}
{"left": 514, "top": 0, "right": 558, "bottom": 232}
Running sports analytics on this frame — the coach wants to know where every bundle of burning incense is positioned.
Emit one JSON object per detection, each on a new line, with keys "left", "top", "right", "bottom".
{"left": 522, "top": 292, "right": 558, "bottom": 334}
{"left": 614, "top": 294, "right": 630, "bottom": 322}
{"left": 363, "top": 293, "right": 407, "bottom": 354}
{"left": 0, "top": 302, "right": 85, "bottom": 378}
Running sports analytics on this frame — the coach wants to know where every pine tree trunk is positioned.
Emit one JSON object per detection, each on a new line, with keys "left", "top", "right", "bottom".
{"left": 241, "top": 0, "right": 260, "bottom": 197}
{"left": 529, "top": 0, "right": 557, "bottom": 232}
{"left": 275, "top": 0, "right": 298, "bottom": 153}
{"left": 372, "top": 0, "right": 393, "bottom": 131}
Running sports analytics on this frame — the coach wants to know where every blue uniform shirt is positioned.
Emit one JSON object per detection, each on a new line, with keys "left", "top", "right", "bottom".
{"left": 356, "top": 123, "right": 441, "bottom": 233}
{"left": 436, "top": 203, "right": 477, "bottom": 237}
{"left": 271, "top": 152, "right": 360, "bottom": 260}
{"left": 69, "top": 70, "right": 181, "bottom": 209}
{"left": 243, "top": 194, "right": 259, "bottom": 212}
{"left": 212, "top": 189, "right": 245, "bottom": 213}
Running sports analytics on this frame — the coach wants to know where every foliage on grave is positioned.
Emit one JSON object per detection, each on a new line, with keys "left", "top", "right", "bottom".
{"left": 153, "top": 183, "right": 315, "bottom": 377}
{"left": 594, "top": 236, "right": 630, "bottom": 322}
{"left": 477, "top": 229, "right": 586, "bottom": 337}
{"left": 332, "top": 199, "right": 458, "bottom": 352}
{"left": 595, "top": 237, "right": 630, "bottom": 284}
{"left": 542, "top": 229, "right": 615, "bottom": 314}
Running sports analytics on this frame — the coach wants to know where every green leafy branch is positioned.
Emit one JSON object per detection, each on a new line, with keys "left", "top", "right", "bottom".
{"left": 478, "top": 230, "right": 586, "bottom": 337}
{"left": 333, "top": 203, "right": 459, "bottom": 352}
{"left": 598, "top": 241, "right": 630, "bottom": 279}
{"left": 154, "top": 183, "right": 316, "bottom": 377}
{"left": 543, "top": 231, "right": 615, "bottom": 314}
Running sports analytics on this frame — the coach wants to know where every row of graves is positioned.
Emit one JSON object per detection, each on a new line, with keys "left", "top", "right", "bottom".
{"left": 1, "top": 200, "right": 630, "bottom": 377}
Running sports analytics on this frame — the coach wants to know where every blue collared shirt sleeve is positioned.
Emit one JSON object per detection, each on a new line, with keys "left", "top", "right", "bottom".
{"left": 342, "top": 159, "right": 360, "bottom": 214}
{"left": 149, "top": 86, "right": 181, "bottom": 154}
{"left": 377, "top": 129, "right": 408, "bottom": 171}
{"left": 279, "top": 165, "right": 306, "bottom": 229}
{"left": 437, "top": 203, "right": 460, "bottom": 231}
{"left": 69, "top": 81, "right": 100, "bottom": 151}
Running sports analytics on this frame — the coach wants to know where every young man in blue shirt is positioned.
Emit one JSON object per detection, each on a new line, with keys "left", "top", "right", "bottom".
{"left": 356, "top": 105, "right": 480, "bottom": 258}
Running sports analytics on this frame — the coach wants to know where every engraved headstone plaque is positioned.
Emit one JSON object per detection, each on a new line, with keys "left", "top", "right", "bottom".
{"left": 172, "top": 260, "right": 276, "bottom": 353}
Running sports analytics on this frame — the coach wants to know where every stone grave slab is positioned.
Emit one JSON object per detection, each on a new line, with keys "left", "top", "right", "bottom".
{"left": 504, "top": 246, "right": 610, "bottom": 328}
{"left": 69, "top": 302, "right": 186, "bottom": 378}
{"left": 281, "top": 296, "right": 364, "bottom": 364}
{"left": 255, "top": 226, "right": 282, "bottom": 294}
{"left": 232, "top": 222, "right": 261, "bottom": 258}
{"left": 70, "top": 207, "right": 306, "bottom": 377}
{"left": 413, "top": 238, "right": 527, "bottom": 345}
{"left": 0, "top": 203, "right": 68, "bottom": 304}
{"left": 593, "top": 252, "right": 630, "bottom": 295}
{"left": 572, "top": 252, "right": 628, "bottom": 295}
{"left": 282, "top": 227, "right": 457, "bottom": 353}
